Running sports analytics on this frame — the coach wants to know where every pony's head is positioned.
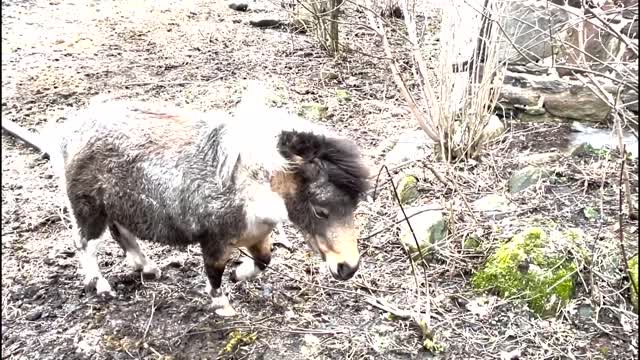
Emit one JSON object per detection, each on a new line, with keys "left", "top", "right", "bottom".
{"left": 272, "top": 130, "right": 369, "bottom": 281}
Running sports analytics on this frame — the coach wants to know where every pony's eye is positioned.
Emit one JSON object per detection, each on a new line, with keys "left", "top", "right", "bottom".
{"left": 313, "top": 206, "right": 330, "bottom": 219}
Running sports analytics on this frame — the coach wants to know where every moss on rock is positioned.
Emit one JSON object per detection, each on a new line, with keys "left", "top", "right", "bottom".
{"left": 396, "top": 175, "right": 419, "bottom": 205}
{"left": 471, "top": 227, "right": 579, "bottom": 316}
{"left": 629, "top": 255, "right": 638, "bottom": 313}
{"left": 298, "top": 103, "right": 329, "bottom": 120}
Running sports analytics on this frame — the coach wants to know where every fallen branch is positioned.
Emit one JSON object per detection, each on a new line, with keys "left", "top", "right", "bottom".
{"left": 364, "top": 295, "right": 412, "bottom": 319}
{"left": 617, "top": 146, "right": 639, "bottom": 299}
{"left": 1, "top": 119, "right": 48, "bottom": 157}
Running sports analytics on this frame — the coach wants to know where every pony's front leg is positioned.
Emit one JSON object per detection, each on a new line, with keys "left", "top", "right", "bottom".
{"left": 230, "top": 234, "right": 272, "bottom": 283}
{"left": 201, "top": 244, "right": 237, "bottom": 317}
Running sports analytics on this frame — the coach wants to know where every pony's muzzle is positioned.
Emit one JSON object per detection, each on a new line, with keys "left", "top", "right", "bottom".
{"left": 334, "top": 260, "right": 359, "bottom": 280}
{"left": 325, "top": 248, "right": 360, "bottom": 281}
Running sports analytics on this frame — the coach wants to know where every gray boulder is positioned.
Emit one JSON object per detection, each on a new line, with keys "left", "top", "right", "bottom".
{"left": 398, "top": 204, "right": 447, "bottom": 259}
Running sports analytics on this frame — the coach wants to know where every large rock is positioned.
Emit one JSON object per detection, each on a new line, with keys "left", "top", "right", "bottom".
{"left": 498, "top": 69, "right": 637, "bottom": 122}
{"left": 564, "top": 10, "right": 638, "bottom": 63}
{"left": 499, "top": 1, "right": 574, "bottom": 63}
{"left": 398, "top": 204, "right": 447, "bottom": 259}
{"left": 544, "top": 84, "right": 611, "bottom": 122}
{"left": 621, "top": 0, "right": 638, "bottom": 19}
{"left": 471, "top": 227, "right": 584, "bottom": 316}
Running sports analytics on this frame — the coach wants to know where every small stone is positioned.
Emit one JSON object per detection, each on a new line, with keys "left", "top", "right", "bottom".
{"left": 320, "top": 71, "right": 338, "bottom": 80}
{"left": 500, "top": 349, "right": 522, "bottom": 360}
{"left": 568, "top": 142, "right": 597, "bottom": 157}
{"left": 248, "top": 19, "right": 283, "bottom": 28}
{"left": 396, "top": 175, "right": 419, "bottom": 205}
{"left": 481, "top": 115, "right": 505, "bottom": 142}
{"left": 228, "top": 2, "right": 249, "bottom": 11}
{"left": 26, "top": 310, "right": 43, "bottom": 321}
{"left": 508, "top": 166, "right": 548, "bottom": 193}
{"left": 384, "top": 130, "right": 432, "bottom": 167}
{"left": 471, "top": 227, "right": 579, "bottom": 316}
{"left": 463, "top": 236, "right": 481, "bottom": 250}
{"left": 577, "top": 303, "right": 594, "bottom": 319}
{"left": 582, "top": 207, "right": 599, "bottom": 221}
{"left": 262, "top": 284, "right": 272, "bottom": 298}
{"left": 335, "top": 89, "right": 351, "bottom": 102}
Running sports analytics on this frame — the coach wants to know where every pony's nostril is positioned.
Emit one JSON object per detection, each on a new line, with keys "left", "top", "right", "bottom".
{"left": 336, "top": 262, "right": 358, "bottom": 280}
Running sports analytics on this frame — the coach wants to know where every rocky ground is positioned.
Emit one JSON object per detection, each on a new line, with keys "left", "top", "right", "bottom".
{"left": 2, "top": 0, "right": 638, "bottom": 359}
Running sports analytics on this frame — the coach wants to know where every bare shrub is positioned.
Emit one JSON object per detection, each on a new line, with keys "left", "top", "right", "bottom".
{"left": 285, "top": 0, "right": 343, "bottom": 54}
{"left": 364, "top": 0, "right": 511, "bottom": 161}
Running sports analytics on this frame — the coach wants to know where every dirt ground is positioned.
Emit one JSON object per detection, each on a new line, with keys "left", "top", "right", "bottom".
{"left": 2, "top": 0, "right": 639, "bottom": 359}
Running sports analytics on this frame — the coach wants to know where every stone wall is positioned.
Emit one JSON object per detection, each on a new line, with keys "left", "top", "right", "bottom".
{"left": 494, "top": 0, "right": 638, "bottom": 123}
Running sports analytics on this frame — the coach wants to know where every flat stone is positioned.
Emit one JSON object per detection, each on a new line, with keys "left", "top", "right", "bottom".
{"left": 509, "top": 166, "right": 548, "bottom": 193}
{"left": 517, "top": 152, "right": 562, "bottom": 164}
{"left": 384, "top": 130, "right": 432, "bottom": 166}
{"left": 473, "top": 194, "right": 515, "bottom": 214}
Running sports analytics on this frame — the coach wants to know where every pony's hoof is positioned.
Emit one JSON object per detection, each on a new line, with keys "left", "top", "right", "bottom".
{"left": 96, "top": 277, "right": 115, "bottom": 298}
{"left": 142, "top": 264, "right": 162, "bottom": 280}
{"left": 209, "top": 291, "right": 237, "bottom": 316}
{"left": 229, "top": 271, "right": 239, "bottom": 283}
{"left": 215, "top": 304, "right": 238, "bottom": 317}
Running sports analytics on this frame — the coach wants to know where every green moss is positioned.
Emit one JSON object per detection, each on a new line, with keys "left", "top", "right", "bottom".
{"left": 629, "top": 255, "right": 638, "bottom": 312}
{"left": 298, "top": 103, "right": 329, "bottom": 120}
{"left": 221, "top": 330, "right": 257, "bottom": 354}
{"left": 335, "top": 89, "right": 351, "bottom": 102}
{"left": 463, "top": 236, "right": 481, "bottom": 250}
{"left": 397, "top": 175, "right": 419, "bottom": 205}
{"left": 471, "top": 227, "right": 577, "bottom": 316}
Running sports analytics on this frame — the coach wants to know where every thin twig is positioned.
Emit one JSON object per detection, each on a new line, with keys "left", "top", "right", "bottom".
{"left": 142, "top": 293, "right": 157, "bottom": 342}
{"left": 617, "top": 145, "right": 639, "bottom": 298}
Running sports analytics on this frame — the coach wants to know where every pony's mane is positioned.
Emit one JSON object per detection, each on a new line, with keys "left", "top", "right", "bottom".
{"left": 276, "top": 130, "right": 370, "bottom": 201}
{"left": 213, "top": 81, "right": 345, "bottom": 186}
{"left": 317, "top": 136, "right": 370, "bottom": 200}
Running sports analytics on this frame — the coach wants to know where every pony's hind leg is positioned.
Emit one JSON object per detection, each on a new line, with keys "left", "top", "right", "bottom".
{"left": 109, "top": 222, "right": 161, "bottom": 279}
{"left": 230, "top": 234, "right": 272, "bottom": 283}
{"left": 68, "top": 205, "right": 114, "bottom": 297}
